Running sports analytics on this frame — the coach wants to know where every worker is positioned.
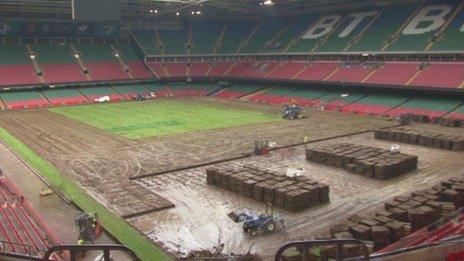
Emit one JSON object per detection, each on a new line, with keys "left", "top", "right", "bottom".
{"left": 309, "top": 245, "right": 322, "bottom": 260}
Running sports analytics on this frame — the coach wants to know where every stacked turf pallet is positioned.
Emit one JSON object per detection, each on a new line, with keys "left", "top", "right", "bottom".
{"left": 315, "top": 173, "right": 464, "bottom": 256}
{"left": 306, "top": 143, "right": 418, "bottom": 180}
{"left": 206, "top": 165, "right": 329, "bottom": 211}
{"left": 374, "top": 127, "right": 464, "bottom": 151}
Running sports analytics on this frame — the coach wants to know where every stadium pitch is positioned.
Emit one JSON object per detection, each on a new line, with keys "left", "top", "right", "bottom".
{"left": 49, "top": 99, "right": 280, "bottom": 139}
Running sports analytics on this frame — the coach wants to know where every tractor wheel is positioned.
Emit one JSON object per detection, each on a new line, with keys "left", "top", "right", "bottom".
{"left": 266, "top": 221, "right": 276, "bottom": 232}
{"left": 249, "top": 228, "right": 258, "bottom": 236}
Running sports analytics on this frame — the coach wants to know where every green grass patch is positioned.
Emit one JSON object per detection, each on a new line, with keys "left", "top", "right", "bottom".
{"left": 49, "top": 100, "right": 280, "bottom": 139}
{"left": 0, "top": 127, "right": 170, "bottom": 260}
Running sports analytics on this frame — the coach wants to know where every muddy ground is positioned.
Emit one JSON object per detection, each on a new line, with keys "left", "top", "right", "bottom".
{"left": 0, "top": 98, "right": 462, "bottom": 259}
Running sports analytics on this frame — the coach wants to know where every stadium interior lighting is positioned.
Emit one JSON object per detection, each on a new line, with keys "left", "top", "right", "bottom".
{"left": 30, "top": 54, "right": 35, "bottom": 59}
{"left": 176, "top": 11, "right": 180, "bottom": 16}
{"left": 74, "top": 54, "right": 79, "bottom": 58}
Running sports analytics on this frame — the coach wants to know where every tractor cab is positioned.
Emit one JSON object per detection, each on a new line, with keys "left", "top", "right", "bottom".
{"left": 282, "top": 103, "right": 305, "bottom": 120}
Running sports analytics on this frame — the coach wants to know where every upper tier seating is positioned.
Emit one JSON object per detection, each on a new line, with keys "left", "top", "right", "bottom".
{"left": 216, "top": 20, "right": 259, "bottom": 54}
{"left": 348, "top": 4, "right": 417, "bottom": 51}
{"left": 239, "top": 17, "right": 292, "bottom": 54}
{"left": 131, "top": 2, "right": 463, "bottom": 54}
{"left": 132, "top": 30, "right": 161, "bottom": 55}
{"left": 387, "top": 2, "right": 460, "bottom": 51}
{"left": 266, "top": 15, "right": 318, "bottom": 53}
{"left": 432, "top": 4, "right": 464, "bottom": 51}
{"left": 190, "top": 20, "right": 225, "bottom": 54}
{"left": 157, "top": 27, "right": 189, "bottom": 55}
{"left": 316, "top": 11, "right": 379, "bottom": 52}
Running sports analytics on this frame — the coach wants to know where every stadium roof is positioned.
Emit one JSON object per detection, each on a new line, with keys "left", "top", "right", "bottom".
{"left": 0, "top": 0, "right": 420, "bottom": 20}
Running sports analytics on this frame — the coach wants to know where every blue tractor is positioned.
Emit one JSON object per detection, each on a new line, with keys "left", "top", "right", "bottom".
{"left": 282, "top": 104, "right": 305, "bottom": 120}
{"left": 228, "top": 204, "right": 286, "bottom": 236}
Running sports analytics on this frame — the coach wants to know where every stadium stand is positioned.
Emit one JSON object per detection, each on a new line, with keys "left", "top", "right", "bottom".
{"left": 77, "top": 87, "right": 124, "bottom": 102}
{"left": 340, "top": 93, "right": 410, "bottom": 115}
{"left": 239, "top": 17, "right": 292, "bottom": 53}
{"left": 189, "top": 62, "right": 211, "bottom": 77}
{"left": 190, "top": 20, "right": 225, "bottom": 54}
{"left": 266, "top": 62, "right": 304, "bottom": 79}
{"left": 364, "top": 62, "right": 419, "bottom": 86}
{"left": 131, "top": 30, "right": 162, "bottom": 55}
{"left": 387, "top": 1, "right": 460, "bottom": 51}
{"left": 216, "top": 20, "right": 259, "bottom": 54}
{"left": 157, "top": 26, "right": 189, "bottom": 55}
{"left": 387, "top": 96, "right": 464, "bottom": 119}
{"left": 0, "top": 174, "right": 60, "bottom": 257}
{"left": 431, "top": 3, "right": 464, "bottom": 51}
{"left": 241, "top": 62, "right": 279, "bottom": 78}
{"left": 326, "top": 62, "right": 374, "bottom": 83}
{"left": 144, "top": 83, "right": 173, "bottom": 97}
{"left": 316, "top": 10, "right": 380, "bottom": 52}
{"left": 41, "top": 89, "right": 88, "bottom": 106}
{"left": 448, "top": 104, "right": 464, "bottom": 120}
{"left": 224, "top": 62, "right": 254, "bottom": 77}
{"left": 75, "top": 43, "right": 128, "bottom": 81}
{"left": 268, "top": 15, "right": 318, "bottom": 53}
{"left": 165, "top": 63, "right": 188, "bottom": 77}
{"left": 409, "top": 63, "right": 464, "bottom": 89}
{"left": 0, "top": 91, "right": 49, "bottom": 110}
{"left": 293, "top": 62, "right": 339, "bottom": 81}
{"left": 208, "top": 62, "right": 234, "bottom": 77}
{"left": 111, "top": 85, "right": 151, "bottom": 99}
{"left": 348, "top": 4, "right": 417, "bottom": 51}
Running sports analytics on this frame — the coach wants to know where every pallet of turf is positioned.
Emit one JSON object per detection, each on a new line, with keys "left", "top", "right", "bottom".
{"left": 205, "top": 165, "right": 330, "bottom": 211}
{"left": 375, "top": 127, "right": 464, "bottom": 151}
{"left": 306, "top": 143, "right": 418, "bottom": 179}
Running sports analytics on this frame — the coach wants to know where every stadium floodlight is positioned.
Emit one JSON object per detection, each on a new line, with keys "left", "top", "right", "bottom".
{"left": 30, "top": 54, "right": 35, "bottom": 59}
{"left": 196, "top": 11, "right": 202, "bottom": 15}
{"left": 74, "top": 54, "right": 80, "bottom": 58}
{"left": 191, "top": 11, "right": 195, "bottom": 15}
{"left": 115, "top": 53, "right": 119, "bottom": 58}
{"left": 176, "top": 11, "right": 180, "bottom": 16}
{"left": 362, "top": 53, "right": 369, "bottom": 57}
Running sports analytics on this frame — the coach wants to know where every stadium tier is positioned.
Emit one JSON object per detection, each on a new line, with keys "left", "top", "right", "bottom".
{"left": 149, "top": 61, "right": 463, "bottom": 89}
{"left": 134, "top": 1, "right": 464, "bottom": 54}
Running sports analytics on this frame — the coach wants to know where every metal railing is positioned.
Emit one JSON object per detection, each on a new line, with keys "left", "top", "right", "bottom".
{"left": 43, "top": 244, "right": 139, "bottom": 261}
{"left": 275, "top": 239, "right": 370, "bottom": 261}
{"left": 0, "top": 240, "right": 34, "bottom": 257}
